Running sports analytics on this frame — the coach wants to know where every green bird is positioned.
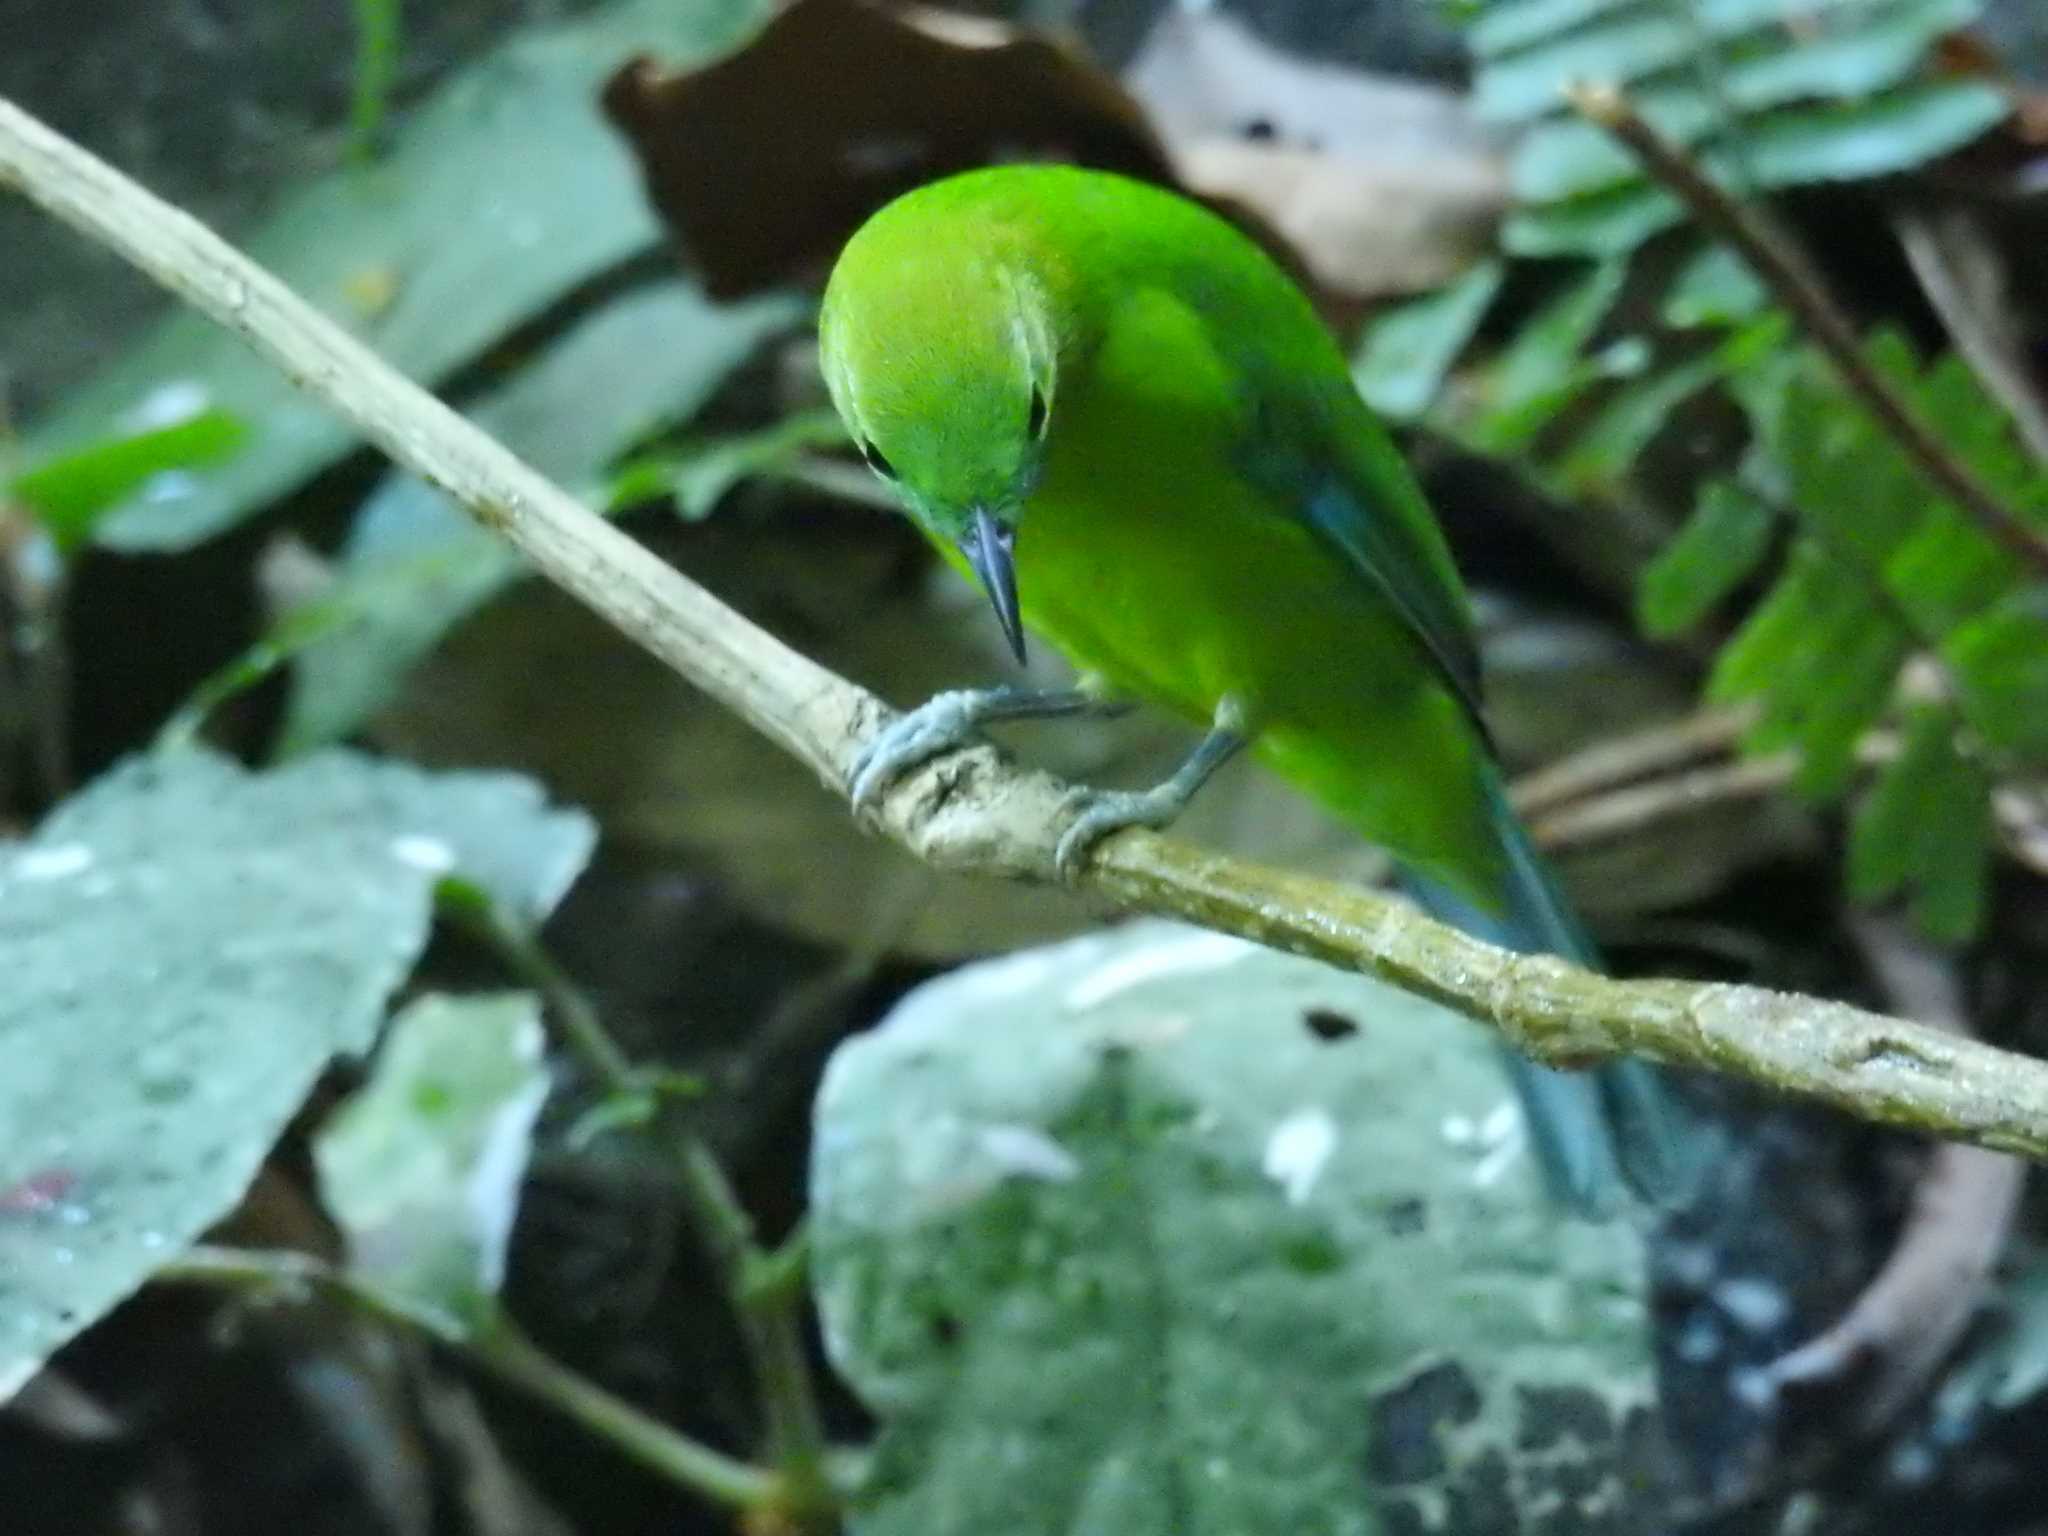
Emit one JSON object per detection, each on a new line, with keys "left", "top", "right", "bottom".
{"left": 819, "top": 164, "right": 1694, "bottom": 1212}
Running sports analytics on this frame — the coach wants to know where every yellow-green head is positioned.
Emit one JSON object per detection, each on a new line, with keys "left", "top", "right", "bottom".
{"left": 819, "top": 178, "right": 1081, "bottom": 657}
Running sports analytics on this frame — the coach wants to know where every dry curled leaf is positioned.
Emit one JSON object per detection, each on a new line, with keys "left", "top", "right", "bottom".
{"left": 602, "top": 0, "right": 1174, "bottom": 299}
{"left": 1127, "top": 8, "right": 1510, "bottom": 301}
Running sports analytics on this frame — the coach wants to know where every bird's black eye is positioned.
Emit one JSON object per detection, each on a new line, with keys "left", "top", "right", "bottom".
{"left": 861, "top": 440, "right": 896, "bottom": 479}
{"left": 1027, "top": 385, "right": 1049, "bottom": 440}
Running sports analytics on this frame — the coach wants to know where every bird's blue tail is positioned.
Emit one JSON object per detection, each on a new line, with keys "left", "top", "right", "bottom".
{"left": 1399, "top": 768, "right": 1698, "bottom": 1214}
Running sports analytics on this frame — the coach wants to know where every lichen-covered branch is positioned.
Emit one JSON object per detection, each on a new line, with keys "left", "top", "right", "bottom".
{"left": 7, "top": 95, "right": 2048, "bottom": 1161}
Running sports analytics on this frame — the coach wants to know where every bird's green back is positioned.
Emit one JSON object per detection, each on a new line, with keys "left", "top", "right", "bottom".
{"left": 821, "top": 166, "right": 1702, "bottom": 1209}
{"left": 822, "top": 166, "right": 1486, "bottom": 727}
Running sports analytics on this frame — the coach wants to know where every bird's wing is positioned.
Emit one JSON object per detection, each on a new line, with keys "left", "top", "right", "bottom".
{"left": 1089, "top": 274, "right": 1488, "bottom": 734}
{"left": 1237, "top": 366, "right": 1491, "bottom": 738}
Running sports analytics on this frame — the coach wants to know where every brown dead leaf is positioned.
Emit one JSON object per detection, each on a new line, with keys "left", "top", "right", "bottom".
{"left": 1127, "top": 9, "right": 1509, "bottom": 301}
{"left": 602, "top": 0, "right": 1175, "bottom": 300}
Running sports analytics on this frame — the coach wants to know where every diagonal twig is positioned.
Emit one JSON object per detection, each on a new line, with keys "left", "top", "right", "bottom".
{"left": 1568, "top": 83, "right": 2048, "bottom": 580}
{"left": 8, "top": 95, "right": 2048, "bottom": 1163}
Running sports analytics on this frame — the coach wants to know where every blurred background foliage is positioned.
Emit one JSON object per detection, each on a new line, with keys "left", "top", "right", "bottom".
{"left": 7, "top": 1, "right": 2048, "bottom": 1533}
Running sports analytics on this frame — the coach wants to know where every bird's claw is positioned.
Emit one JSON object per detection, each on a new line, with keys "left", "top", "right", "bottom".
{"left": 849, "top": 691, "right": 987, "bottom": 811}
{"left": 1054, "top": 786, "right": 1184, "bottom": 879}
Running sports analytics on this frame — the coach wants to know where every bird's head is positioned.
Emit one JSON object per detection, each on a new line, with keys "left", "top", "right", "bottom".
{"left": 819, "top": 212, "right": 1065, "bottom": 663}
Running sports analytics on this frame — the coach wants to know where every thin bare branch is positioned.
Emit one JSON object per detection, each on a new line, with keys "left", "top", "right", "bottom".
{"left": 1568, "top": 82, "right": 2048, "bottom": 580}
{"left": 8, "top": 95, "right": 2048, "bottom": 1162}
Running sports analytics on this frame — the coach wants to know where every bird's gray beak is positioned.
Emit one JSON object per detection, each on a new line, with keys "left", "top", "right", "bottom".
{"left": 964, "top": 506, "right": 1027, "bottom": 665}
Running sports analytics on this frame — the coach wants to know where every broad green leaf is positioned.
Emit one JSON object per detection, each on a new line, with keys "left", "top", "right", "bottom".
{"left": 10, "top": 409, "right": 246, "bottom": 551}
{"left": 1508, "top": 2, "right": 1982, "bottom": 201}
{"left": 1848, "top": 706, "right": 1991, "bottom": 940}
{"left": 1724, "top": 0, "right": 1978, "bottom": 107}
{"left": 1555, "top": 312, "right": 1787, "bottom": 494}
{"left": 1636, "top": 479, "right": 1776, "bottom": 636}
{"left": 1503, "top": 181, "right": 1682, "bottom": 260}
{"left": 1479, "top": 0, "right": 2005, "bottom": 260}
{"left": 1661, "top": 247, "right": 1767, "bottom": 329}
{"left": 1469, "top": 0, "right": 1638, "bottom": 59}
{"left": 278, "top": 280, "right": 799, "bottom": 753}
{"left": 1353, "top": 260, "right": 1505, "bottom": 422}
{"left": 1464, "top": 260, "right": 1627, "bottom": 450}
{"left": 1736, "top": 81, "right": 2008, "bottom": 189}
{"left": 1710, "top": 542, "right": 1910, "bottom": 795}
{"left": 316, "top": 993, "right": 550, "bottom": 1330}
{"left": 1945, "top": 588, "right": 2048, "bottom": 761}
{"left": 813, "top": 924, "right": 1663, "bottom": 1535}
{"left": 23, "top": 0, "right": 767, "bottom": 552}
{"left": 1886, "top": 508, "right": 2017, "bottom": 643}
{"left": 0, "top": 749, "right": 593, "bottom": 1400}
{"left": 1475, "top": 12, "right": 1696, "bottom": 123}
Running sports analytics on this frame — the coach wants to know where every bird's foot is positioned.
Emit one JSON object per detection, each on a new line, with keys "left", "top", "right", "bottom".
{"left": 849, "top": 686, "right": 1110, "bottom": 811}
{"left": 1054, "top": 713, "right": 1248, "bottom": 878}
{"left": 1055, "top": 783, "right": 1197, "bottom": 878}
{"left": 849, "top": 691, "right": 990, "bottom": 810}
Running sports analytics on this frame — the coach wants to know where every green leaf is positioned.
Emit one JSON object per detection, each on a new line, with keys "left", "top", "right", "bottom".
{"left": 1464, "top": 261, "right": 1627, "bottom": 451}
{"left": 1945, "top": 587, "right": 2048, "bottom": 761}
{"left": 1510, "top": 88, "right": 1723, "bottom": 203}
{"left": 1735, "top": 80, "right": 2008, "bottom": 188}
{"left": 1848, "top": 706, "right": 1991, "bottom": 940}
{"left": 21, "top": 0, "right": 767, "bottom": 552}
{"left": 1710, "top": 542, "right": 1911, "bottom": 795}
{"left": 612, "top": 407, "right": 851, "bottom": 520}
{"left": 1637, "top": 479, "right": 1776, "bottom": 636}
{"left": 1352, "top": 259, "right": 1505, "bottom": 422}
{"left": 1507, "top": 3, "right": 1984, "bottom": 202}
{"left": 1556, "top": 312, "right": 1788, "bottom": 494}
{"left": 10, "top": 409, "right": 246, "bottom": 551}
{"left": 1468, "top": 0, "right": 1639, "bottom": 59}
{"left": 0, "top": 749, "right": 593, "bottom": 1400}
{"left": 315, "top": 992, "right": 550, "bottom": 1330}
{"left": 1475, "top": 11, "right": 1697, "bottom": 123}
{"left": 278, "top": 280, "right": 799, "bottom": 753}
{"left": 1661, "top": 246, "right": 1768, "bottom": 328}
{"left": 813, "top": 924, "right": 1660, "bottom": 1534}
{"left": 1479, "top": 0, "right": 2007, "bottom": 260}
{"left": 1503, "top": 181, "right": 1683, "bottom": 260}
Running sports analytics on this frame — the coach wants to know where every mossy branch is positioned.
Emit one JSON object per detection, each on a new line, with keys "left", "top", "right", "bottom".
{"left": 7, "top": 96, "right": 2048, "bottom": 1159}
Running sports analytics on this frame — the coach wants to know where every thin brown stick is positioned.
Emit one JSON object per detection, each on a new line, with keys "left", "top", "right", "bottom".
{"left": 9, "top": 95, "right": 2048, "bottom": 1161}
{"left": 1894, "top": 207, "right": 2048, "bottom": 468}
{"left": 1568, "top": 83, "right": 2048, "bottom": 580}
{"left": 1511, "top": 705, "right": 1755, "bottom": 820}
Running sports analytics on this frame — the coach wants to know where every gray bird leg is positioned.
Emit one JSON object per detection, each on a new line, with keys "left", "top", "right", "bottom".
{"left": 1054, "top": 696, "right": 1250, "bottom": 878}
{"left": 848, "top": 683, "right": 1128, "bottom": 810}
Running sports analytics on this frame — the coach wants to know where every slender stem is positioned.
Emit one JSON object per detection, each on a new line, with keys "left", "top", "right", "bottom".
{"left": 1525, "top": 753, "right": 1794, "bottom": 851}
{"left": 1893, "top": 209, "right": 2048, "bottom": 468}
{"left": 447, "top": 895, "right": 831, "bottom": 1509}
{"left": 11, "top": 96, "right": 2048, "bottom": 1163}
{"left": 454, "top": 895, "right": 634, "bottom": 1083}
{"left": 347, "top": 0, "right": 401, "bottom": 164}
{"left": 1568, "top": 82, "right": 2048, "bottom": 580}
{"left": 1509, "top": 705, "right": 1754, "bottom": 818}
{"left": 161, "top": 1247, "right": 779, "bottom": 1512}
